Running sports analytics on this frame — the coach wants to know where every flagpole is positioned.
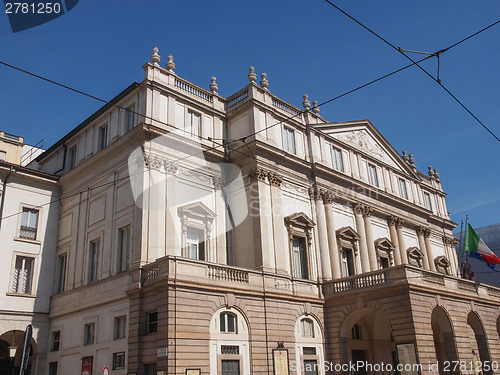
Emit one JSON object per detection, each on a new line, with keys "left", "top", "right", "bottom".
{"left": 463, "top": 215, "right": 470, "bottom": 278}
{"left": 457, "top": 219, "right": 464, "bottom": 278}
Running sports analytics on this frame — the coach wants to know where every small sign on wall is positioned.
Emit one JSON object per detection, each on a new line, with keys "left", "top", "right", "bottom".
{"left": 273, "top": 348, "right": 290, "bottom": 375}
{"left": 157, "top": 348, "right": 168, "bottom": 357}
{"left": 186, "top": 369, "right": 201, "bottom": 375}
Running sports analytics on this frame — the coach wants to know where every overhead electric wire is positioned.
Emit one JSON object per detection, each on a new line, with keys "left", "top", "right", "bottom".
{"left": 322, "top": 0, "right": 500, "bottom": 143}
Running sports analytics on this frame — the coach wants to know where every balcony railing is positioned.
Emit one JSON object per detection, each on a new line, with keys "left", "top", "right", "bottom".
{"left": 330, "top": 270, "right": 388, "bottom": 293}
{"left": 174, "top": 77, "right": 213, "bottom": 103}
{"left": 19, "top": 226, "right": 37, "bottom": 240}
{"left": 208, "top": 264, "right": 249, "bottom": 283}
{"left": 227, "top": 89, "right": 249, "bottom": 108}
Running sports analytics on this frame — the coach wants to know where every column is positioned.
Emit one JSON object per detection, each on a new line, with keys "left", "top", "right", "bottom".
{"left": 214, "top": 177, "right": 227, "bottom": 265}
{"left": 354, "top": 204, "right": 370, "bottom": 273}
{"left": 363, "top": 206, "right": 378, "bottom": 271}
{"left": 416, "top": 226, "right": 430, "bottom": 270}
{"left": 387, "top": 216, "right": 401, "bottom": 265}
{"left": 315, "top": 188, "right": 332, "bottom": 280}
{"left": 424, "top": 228, "right": 436, "bottom": 271}
{"left": 442, "top": 236, "right": 458, "bottom": 276}
{"left": 268, "top": 172, "right": 288, "bottom": 275}
{"left": 324, "top": 191, "right": 342, "bottom": 279}
{"left": 396, "top": 218, "right": 408, "bottom": 264}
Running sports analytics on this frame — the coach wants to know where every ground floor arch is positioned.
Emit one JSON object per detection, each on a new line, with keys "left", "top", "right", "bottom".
{"left": 0, "top": 330, "right": 37, "bottom": 375}
{"left": 431, "top": 307, "right": 458, "bottom": 375}
{"left": 340, "top": 307, "right": 397, "bottom": 374}
{"left": 467, "top": 311, "right": 492, "bottom": 375}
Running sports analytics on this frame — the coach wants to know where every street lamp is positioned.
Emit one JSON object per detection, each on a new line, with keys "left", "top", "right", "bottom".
{"left": 8, "top": 345, "right": 17, "bottom": 359}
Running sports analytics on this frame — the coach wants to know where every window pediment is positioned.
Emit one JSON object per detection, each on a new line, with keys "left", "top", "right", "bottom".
{"left": 284, "top": 212, "right": 315, "bottom": 229}
{"left": 407, "top": 247, "right": 424, "bottom": 268}
{"left": 374, "top": 237, "right": 395, "bottom": 251}
{"left": 178, "top": 202, "right": 215, "bottom": 221}
{"left": 434, "top": 256, "right": 451, "bottom": 275}
{"left": 336, "top": 226, "right": 360, "bottom": 241}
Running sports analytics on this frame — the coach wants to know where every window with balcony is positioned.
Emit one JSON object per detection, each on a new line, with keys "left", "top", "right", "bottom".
{"left": 292, "top": 237, "right": 309, "bottom": 279}
{"left": 98, "top": 124, "right": 108, "bottom": 151}
{"left": 20, "top": 208, "right": 38, "bottom": 240}
{"left": 147, "top": 311, "right": 158, "bottom": 334}
{"left": 341, "top": 248, "right": 355, "bottom": 277}
{"left": 117, "top": 226, "right": 130, "bottom": 272}
{"left": 336, "top": 226, "right": 361, "bottom": 277}
{"left": 178, "top": 202, "right": 215, "bottom": 262}
{"left": 83, "top": 323, "right": 95, "bottom": 346}
{"left": 283, "top": 127, "right": 296, "bottom": 154}
{"left": 399, "top": 178, "right": 408, "bottom": 200}
{"left": 187, "top": 110, "right": 201, "bottom": 137}
{"left": 56, "top": 254, "right": 67, "bottom": 293}
{"left": 332, "top": 147, "right": 344, "bottom": 172}
{"left": 12, "top": 256, "right": 34, "bottom": 294}
{"left": 368, "top": 164, "right": 379, "bottom": 187}
{"left": 88, "top": 239, "right": 100, "bottom": 283}
{"left": 220, "top": 312, "right": 237, "bottom": 333}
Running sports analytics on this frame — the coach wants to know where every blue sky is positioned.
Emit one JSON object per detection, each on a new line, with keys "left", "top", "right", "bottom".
{"left": 1, "top": 0, "right": 499, "bottom": 230}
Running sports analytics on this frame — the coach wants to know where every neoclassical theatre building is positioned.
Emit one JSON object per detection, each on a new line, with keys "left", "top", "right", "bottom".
{"left": 24, "top": 47, "right": 500, "bottom": 375}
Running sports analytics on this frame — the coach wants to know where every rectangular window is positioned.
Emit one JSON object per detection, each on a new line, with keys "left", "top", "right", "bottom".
{"left": 98, "top": 124, "right": 108, "bottom": 151}
{"left": 88, "top": 239, "right": 100, "bottom": 283}
{"left": 332, "top": 147, "right": 344, "bottom": 172}
{"left": 0, "top": 151, "right": 6, "bottom": 161}
{"left": 186, "top": 228, "right": 205, "bottom": 261}
{"left": 49, "top": 362, "right": 58, "bottom": 375}
{"left": 126, "top": 105, "right": 135, "bottom": 131}
{"left": 187, "top": 111, "right": 201, "bottom": 137}
{"left": 283, "top": 127, "right": 296, "bottom": 154}
{"left": 51, "top": 331, "right": 60, "bottom": 352}
{"left": 117, "top": 226, "right": 130, "bottom": 272}
{"left": 147, "top": 312, "right": 158, "bottom": 334}
{"left": 292, "top": 237, "right": 308, "bottom": 279}
{"left": 398, "top": 178, "right": 408, "bottom": 200}
{"left": 83, "top": 323, "right": 95, "bottom": 346}
{"left": 20, "top": 208, "right": 38, "bottom": 240}
{"left": 424, "top": 192, "right": 433, "bottom": 211}
{"left": 113, "top": 352, "right": 125, "bottom": 370}
{"left": 114, "top": 316, "right": 126, "bottom": 340}
{"left": 342, "top": 249, "right": 355, "bottom": 277}
{"left": 144, "top": 364, "right": 157, "bottom": 375}
{"left": 12, "top": 256, "right": 34, "bottom": 294}
{"left": 368, "top": 164, "right": 379, "bottom": 187}
{"left": 69, "top": 146, "right": 77, "bottom": 170}
{"left": 380, "top": 257, "right": 390, "bottom": 269}
{"left": 57, "top": 254, "right": 67, "bottom": 293}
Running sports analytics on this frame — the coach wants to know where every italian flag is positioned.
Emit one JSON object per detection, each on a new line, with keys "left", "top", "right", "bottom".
{"left": 466, "top": 223, "right": 500, "bottom": 270}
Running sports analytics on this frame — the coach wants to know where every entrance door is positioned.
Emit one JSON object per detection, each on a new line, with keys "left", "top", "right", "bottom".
{"left": 221, "top": 360, "right": 239, "bottom": 375}
{"left": 351, "top": 350, "right": 367, "bottom": 375}
{"left": 304, "top": 360, "right": 318, "bottom": 375}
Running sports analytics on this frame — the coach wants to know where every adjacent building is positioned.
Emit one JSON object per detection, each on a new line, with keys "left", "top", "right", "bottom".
{"left": 2, "top": 47, "right": 500, "bottom": 375}
{"left": 0, "top": 132, "right": 59, "bottom": 375}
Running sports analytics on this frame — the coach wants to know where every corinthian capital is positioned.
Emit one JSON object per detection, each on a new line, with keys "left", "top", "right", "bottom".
{"left": 267, "top": 172, "right": 283, "bottom": 187}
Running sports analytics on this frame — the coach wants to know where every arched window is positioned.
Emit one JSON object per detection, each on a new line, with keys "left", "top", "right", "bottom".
{"left": 301, "top": 318, "right": 315, "bottom": 338}
{"left": 220, "top": 312, "right": 237, "bottom": 333}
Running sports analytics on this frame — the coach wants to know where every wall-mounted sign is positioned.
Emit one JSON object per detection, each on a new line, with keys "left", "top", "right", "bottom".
{"left": 157, "top": 348, "right": 167, "bottom": 357}
{"left": 273, "top": 349, "right": 289, "bottom": 375}
{"left": 82, "top": 356, "right": 93, "bottom": 375}
{"left": 185, "top": 369, "right": 201, "bottom": 375}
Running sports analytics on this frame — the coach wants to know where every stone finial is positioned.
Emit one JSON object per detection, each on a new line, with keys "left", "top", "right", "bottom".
{"left": 260, "top": 73, "right": 269, "bottom": 89}
{"left": 248, "top": 66, "right": 257, "bottom": 82}
{"left": 312, "top": 100, "right": 320, "bottom": 114}
{"left": 428, "top": 166, "right": 435, "bottom": 177}
{"left": 151, "top": 46, "right": 161, "bottom": 64}
{"left": 402, "top": 150, "right": 409, "bottom": 162}
{"left": 433, "top": 169, "right": 440, "bottom": 179}
{"left": 166, "top": 55, "right": 176, "bottom": 72}
{"left": 302, "top": 94, "right": 310, "bottom": 109}
{"left": 210, "top": 77, "right": 218, "bottom": 93}
{"left": 408, "top": 153, "right": 415, "bottom": 165}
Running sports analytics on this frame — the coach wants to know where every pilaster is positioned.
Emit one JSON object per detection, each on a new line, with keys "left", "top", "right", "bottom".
{"left": 354, "top": 204, "right": 370, "bottom": 273}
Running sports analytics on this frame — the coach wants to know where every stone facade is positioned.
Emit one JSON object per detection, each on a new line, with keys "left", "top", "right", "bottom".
{"left": 6, "top": 48, "right": 499, "bottom": 375}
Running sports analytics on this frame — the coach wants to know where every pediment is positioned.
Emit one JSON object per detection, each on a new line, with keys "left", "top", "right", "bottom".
{"left": 314, "top": 121, "right": 419, "bottom": 178}
{"left": 284, "top": 212, "right": 315, "bottom": 228}
{"left": 407, "top": 246, "right": 424, "bottom": 258}
{"left": 336, "top": 226, "right": 360, "bottom": 240}
{"left": 178, "top": 201, "right": 215, "bottom": 219}
{"left": 375, "top": 237, "right": 395, "bottom": 250}
{"left": 434, "top": 256, "right": 450, "bottom": 267}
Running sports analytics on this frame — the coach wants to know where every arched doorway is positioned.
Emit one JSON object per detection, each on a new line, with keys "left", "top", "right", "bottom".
{"left": 340, "top": 308, "right": 396, "bottom": 375}
{"left": 0, "top": 330, "right": 35, "bottom": 375}
{"left": 431, "top": 307, "right": 458, "bottom": 375}
{"left": 294, "top": 315, "right": 324, "bottom": 375}
{"left": 467, "top": 312, "right": 492, "bottom": 375}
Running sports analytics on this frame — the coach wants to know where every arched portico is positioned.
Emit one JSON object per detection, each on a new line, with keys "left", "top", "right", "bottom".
{"left": 431, "top": 307, "right": 458, "bottom": 375}
{"left": 467, "top": 311, "right": 492, "bottom": 375}
{"left": 0, "top": 330, "right": 36, "bottom": 375}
